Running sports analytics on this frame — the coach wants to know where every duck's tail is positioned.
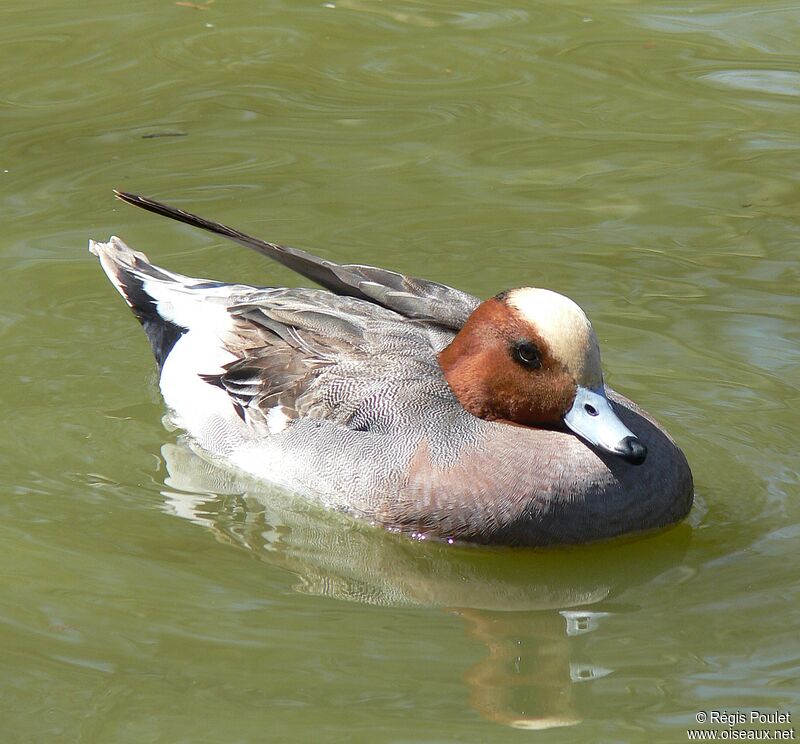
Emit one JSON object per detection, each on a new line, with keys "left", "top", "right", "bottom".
{"left": 89, "top": 236, "right": 187, "bottom": 370}
{"left": 112, "top": 190, "right": 479, "bottom": 331}
{"left": 112, "top": 190, "right": 367, "bottom": 299}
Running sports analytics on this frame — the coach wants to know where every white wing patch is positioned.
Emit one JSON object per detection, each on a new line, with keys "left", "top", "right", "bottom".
{"left": 266, "top": 406, "right": 292, "bottom": 435}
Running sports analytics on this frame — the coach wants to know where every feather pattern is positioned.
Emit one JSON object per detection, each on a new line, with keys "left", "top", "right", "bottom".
{"left": 89, "top": 194, "right": 694, "bottom": 547}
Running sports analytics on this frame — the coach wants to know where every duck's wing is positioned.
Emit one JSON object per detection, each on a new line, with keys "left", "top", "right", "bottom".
{"left": 114, "top": 191, "right": 480, "bottom": 331}
{"left": 212, "top": 285, "right": 455, "bottom": 434}
{"left": 91, "top": 235, "right": 454, "bottom": 441}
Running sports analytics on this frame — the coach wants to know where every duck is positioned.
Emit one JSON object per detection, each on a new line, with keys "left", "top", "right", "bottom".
{"left": 90, "top": 191, "right": 693, "bottom": 547}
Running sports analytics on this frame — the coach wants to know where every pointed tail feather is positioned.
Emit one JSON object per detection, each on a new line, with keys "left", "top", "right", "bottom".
{"left": 113, "top": 191, "right": 479, "bottom": 330}
{"left": 113, "top": 190, "right": 377, "bottom": 302}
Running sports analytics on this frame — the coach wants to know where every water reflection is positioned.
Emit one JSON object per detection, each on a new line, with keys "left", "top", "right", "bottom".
{"left": 160, "top": 439, "right": 690, "bottom": 729}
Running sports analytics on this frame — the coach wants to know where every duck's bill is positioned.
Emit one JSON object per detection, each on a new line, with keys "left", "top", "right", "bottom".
{"left": 563, "top": 387, "right": 647, "bottom": 465}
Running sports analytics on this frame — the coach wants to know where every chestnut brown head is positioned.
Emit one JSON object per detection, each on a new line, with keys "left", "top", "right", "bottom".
{"left": 438, "top": 288, "right": 647, "bottom": 465}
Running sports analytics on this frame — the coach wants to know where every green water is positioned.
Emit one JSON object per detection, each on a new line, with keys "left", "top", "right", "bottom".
{"left": 2, "top": 0, "right": 798, "bottom": 741}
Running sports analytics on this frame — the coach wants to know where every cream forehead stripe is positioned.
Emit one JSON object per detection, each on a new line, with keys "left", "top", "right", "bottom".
{"left": 506, "top": 287, "right": 603, "bottom": 387}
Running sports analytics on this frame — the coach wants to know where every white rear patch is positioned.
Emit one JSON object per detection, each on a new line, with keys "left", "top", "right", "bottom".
{"left": 160, "top": 330, "right": 244, "bottom": 454}
{"left": 92, "top": 235, "right": 261, "bottom": 459}
{"left": 142, "top": 277, "right": 233, "bottom": 336}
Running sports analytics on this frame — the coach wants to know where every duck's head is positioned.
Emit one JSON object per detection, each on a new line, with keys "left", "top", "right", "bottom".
{"left": 438, "top": 287, "right": 647, "bottom": 465}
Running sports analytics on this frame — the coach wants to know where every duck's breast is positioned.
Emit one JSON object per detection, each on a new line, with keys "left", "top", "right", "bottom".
{"left": 394, "top": 389, "right": 693, "bottom": 546}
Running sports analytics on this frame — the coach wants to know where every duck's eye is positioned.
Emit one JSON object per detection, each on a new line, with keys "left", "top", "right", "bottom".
{"left": 513, "top": 341, "right": 542, "bottom": 369}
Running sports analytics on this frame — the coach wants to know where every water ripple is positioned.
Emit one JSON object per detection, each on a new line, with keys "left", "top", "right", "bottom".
{"left": 700, "top": 68, "right": 800, "bottom": 96}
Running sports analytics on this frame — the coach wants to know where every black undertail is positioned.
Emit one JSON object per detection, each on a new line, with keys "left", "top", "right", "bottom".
{"left": 115, "top": 266, "right": 185, "bottom": 371}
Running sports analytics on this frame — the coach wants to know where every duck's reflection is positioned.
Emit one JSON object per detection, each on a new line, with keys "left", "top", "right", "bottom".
{"left": 159, "top": 439, "right": 690, "bottom": 729}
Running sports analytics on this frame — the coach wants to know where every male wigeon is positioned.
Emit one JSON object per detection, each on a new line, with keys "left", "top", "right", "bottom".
{"left": 90, "top": 192, "right": 693, "bottom": 546}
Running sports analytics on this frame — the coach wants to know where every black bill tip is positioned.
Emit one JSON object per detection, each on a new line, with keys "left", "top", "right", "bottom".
{"left": 618, "top": 436, "right": 648, "bottom": 466}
